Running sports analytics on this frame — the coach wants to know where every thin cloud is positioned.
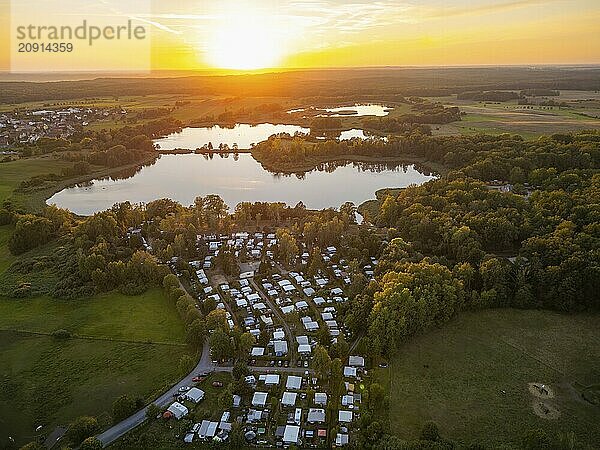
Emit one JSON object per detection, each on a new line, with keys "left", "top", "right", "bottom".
{"left": 421, "top": 0, "right": 562, "bottom": 19}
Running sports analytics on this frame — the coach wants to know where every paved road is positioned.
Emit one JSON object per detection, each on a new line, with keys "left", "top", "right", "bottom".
{"left": 96, "top": 340, "right": 218, "bottom": 447}
{"left": 96, "top": 274, "right": 309, "bottom": 447}
{"left": 96, "top": 349, "right": 312, "bottom": 447}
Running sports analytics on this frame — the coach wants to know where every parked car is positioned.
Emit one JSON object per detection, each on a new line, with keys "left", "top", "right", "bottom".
{"left": 178, "top": 386, "right": 190, "bottom": 393}
{"left": 192, "top": 376, "right": 204, "bottom": 383}
{"left": 212, "top": 381, "right": 224, "bottom": 388}
{"left": 303, "top": 361, "right": 309, "bottom": 368}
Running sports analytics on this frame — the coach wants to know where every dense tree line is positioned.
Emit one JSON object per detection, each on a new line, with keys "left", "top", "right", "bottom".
{"left": 457, "top": 90, "right": 522, "bottom": 102}
{"left": 2, "top": 67, "right": 599, "bottom": 104}
{"left": 520, "top": 89, "right": 560, "bottom": 97}
{"left": 399, "top": 103, "right": 462, "bottom": 124}
{"left": 370, "top": 173, "right": 599, "bottom": 314}
{"left": 310, "top": 117, "right": 343, "bottom": 130}
{"left": 252, "top": 131, "right": 599, "bottom": 182}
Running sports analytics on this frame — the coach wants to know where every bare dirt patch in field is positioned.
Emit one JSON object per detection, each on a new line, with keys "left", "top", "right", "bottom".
{"left": 532, "top": 400, "right": 560, "bottom": 419}
{"left": 528, "top": 382, "right": 555, "bottom": 399}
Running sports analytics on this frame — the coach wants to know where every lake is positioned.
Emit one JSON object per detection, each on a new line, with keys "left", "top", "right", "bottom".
{"left": 48, "top": 154, "right": 436, "bottom": 215}
{"left": 154, "top": 123, "right": 310, "bottom": 150}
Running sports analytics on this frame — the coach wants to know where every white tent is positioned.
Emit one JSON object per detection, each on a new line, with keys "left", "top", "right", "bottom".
{"left": 314, "top": 392, "right": 328, "bottom": 406}
{"left": 298, "top": 343, "right": 312, "bottom": 355}
{"left": 336, "top": 433, "right": 349, "bottom": 446}
{"left": 286, "top": 375, "right": 302, "bottom": 390}
{"left": 321, "top": 312, "right": 334, "bottom": 321}
{"left": 344, "top": 366, "right": 358, "bottom": 378}
{"left": 273, "top": 340, "right": 288, "bottom": 356}
{"left": 349, "top": 355, "right": 365, "bottom": 367}
{"left": 167, "top": 402, "right": 188, "bottom": 419}
{"left": 252, "top": 392, "right": 268, "bottom": 407}
{"left": 264, "top": 374, "right": 280, "bottom": 386}
{"left": 296, "top": 335, "right": 309, "bottom": 345}
{"left": 184, "top": 387, "right": 205, "bottom": 403}
{"left": 283, "top": 425, "right": 300, "bottom": 444}
{"left": 281, "top": 392, "right": 297, "bottom": 407}
{"left": 307, "top": 408, "right": 326, "bottom": 423}
{"left": 342, "top": 394, "right": 354, "bottom": 406}
{"left": 281, "top": 305, "right": 295, "bottom": 314}
{"left": 339, "top": 410, "right": 353, "bottom": 423}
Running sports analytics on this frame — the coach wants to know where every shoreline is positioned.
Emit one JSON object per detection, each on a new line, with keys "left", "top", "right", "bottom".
{"left": 16, "top": 150, "right": 445, "bottom": 215}
{"left": 251, "top": 152, "right": 448, "bottom": 176}
{"left": 13, "top": 153, "right": 159, "bottom": 214}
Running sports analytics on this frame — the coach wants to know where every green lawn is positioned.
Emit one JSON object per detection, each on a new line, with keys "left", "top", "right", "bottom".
{"left": 383, "top": 309, "right": 600, "bottom": 448}
{"left": 0, "top": 289, "right": 192, "bottom": 448}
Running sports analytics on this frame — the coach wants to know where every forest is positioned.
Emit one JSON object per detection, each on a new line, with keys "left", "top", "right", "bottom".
{"left": 1, "top": 67, "right": 599, "bottom": 103}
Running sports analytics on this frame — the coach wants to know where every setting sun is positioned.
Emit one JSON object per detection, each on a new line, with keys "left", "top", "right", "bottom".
{"left": 205, "top": 8, "right": 284, "bottom": 70}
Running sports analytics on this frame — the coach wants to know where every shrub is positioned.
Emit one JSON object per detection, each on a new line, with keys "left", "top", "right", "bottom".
{"left": 52, "top": 329, "right": 72, "bottom": 339}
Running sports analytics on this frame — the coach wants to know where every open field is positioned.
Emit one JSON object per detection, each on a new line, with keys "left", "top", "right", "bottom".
{"left": 0, "top": 332, "right": 191, "bottom": 448}
{"left": 430, "top": 90, "right": 600, "bottom": 138}
{"left": 380, "top": 309, "right": 600, "bottom": 448}
{"left": 0, "top": 289, "right": 192, "bottom": 448}
{"left": 0, "top": 156, "right": 72, "bottom": 205}
{"left": 0, "top": 289, "right": 187, "bottom": 343}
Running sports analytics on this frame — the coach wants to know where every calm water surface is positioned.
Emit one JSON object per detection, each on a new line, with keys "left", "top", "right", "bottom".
{"left": 48, "top": 154, "right": 436, "bottom": 215}
{"left": 324, "top": 104, "right": 391, "bottom": 117}
{"left": 154, "top": 123, "right": 310, "bottom": 150}
{"left": 287, "top": 104, "right": 391, "bottom": 117}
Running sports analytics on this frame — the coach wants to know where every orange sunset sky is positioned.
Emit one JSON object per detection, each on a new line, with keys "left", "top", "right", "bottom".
{"left": 0, "top": 0, "right": 599, "bottom": 73}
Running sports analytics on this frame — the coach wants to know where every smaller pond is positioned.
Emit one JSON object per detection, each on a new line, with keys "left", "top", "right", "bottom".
{"left": 154, "top": 123, "right": 310, "bottom": 151}
{"left": 340, "top": 129, "right": 387, "bottom": 140}
{"left": 287, "top": 104, "right": 392, "bottom": 117}
{"left": 323, "top": 104, "right": 391, "bottom": 117}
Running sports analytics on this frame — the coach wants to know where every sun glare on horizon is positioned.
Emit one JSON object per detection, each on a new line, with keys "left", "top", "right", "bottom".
{"left": 205, "top": 7, "right": 285, "bottom": 70}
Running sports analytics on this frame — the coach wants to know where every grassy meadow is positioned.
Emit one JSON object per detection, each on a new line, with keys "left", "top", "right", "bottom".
{"left": 377, "top": 309, "right": 600, "bottom": 448}
{"left": 0, "top": 289, "right": 186, "bottom": 343}
{"left": 431, "top": 91, "right": 600, "bottom": 138}
{"left": 0, "top": 225, "right": 14, "bottom": 275}
{"left": 0, "top": 155, "right": 73, "bottom": 210}
{"left": 0, "top": 288, "right": 192, "bottom": 448}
